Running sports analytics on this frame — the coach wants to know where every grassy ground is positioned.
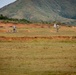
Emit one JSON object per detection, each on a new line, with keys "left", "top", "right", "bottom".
{"left": 0, "top": 39, "right": 76, "bottom": 75}
{"left": 0, "top": 25, "right": 76, "bottom": 37}
{"left": 0, "top": 24, "right": 76, "bottom": 75}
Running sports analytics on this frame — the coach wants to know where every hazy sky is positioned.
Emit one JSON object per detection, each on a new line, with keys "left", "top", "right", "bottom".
{"left": 0, "top": 0, "right": 16, "bottom": 8}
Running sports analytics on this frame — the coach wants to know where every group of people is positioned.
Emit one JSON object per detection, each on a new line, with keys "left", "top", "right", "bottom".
{"left": 11, "top": 23, "right": 59, "bottom": 33}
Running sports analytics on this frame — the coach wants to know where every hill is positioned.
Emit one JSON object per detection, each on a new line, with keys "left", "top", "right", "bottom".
{"left": 0, "top": 0, "right": 76, "bottom": 24}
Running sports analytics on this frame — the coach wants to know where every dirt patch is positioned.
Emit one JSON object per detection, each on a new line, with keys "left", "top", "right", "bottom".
{"left": 0, "top": 22, "right": 76, "bottom": 41}
{"left": 0, "top": 36, "right": 76, "bottom": 41}
{"left": 0, "top": 22, "right": 52, "bottom": 28}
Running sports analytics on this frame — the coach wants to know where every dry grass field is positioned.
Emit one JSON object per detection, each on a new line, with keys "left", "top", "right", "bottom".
{"left": 0, "top": 22, "right": 76, "bottom": 37}
{"left": 0, "top": 22, "right": 76, "bottom": 75}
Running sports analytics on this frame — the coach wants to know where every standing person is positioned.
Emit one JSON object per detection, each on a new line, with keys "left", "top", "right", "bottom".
{"left": 56, "top": 25, "right": 60, "bottom": 32}
{"left": 13, "top": 25, "right": 16, "bottom": 33}
{"left": 54, "top": 23, "right": 57, "bottom": 28}
{"left": 54, "top": 23, "right": 60, "bottom": 32}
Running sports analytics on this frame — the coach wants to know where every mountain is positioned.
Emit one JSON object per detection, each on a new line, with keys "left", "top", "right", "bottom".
{"left": 0, "top": 0, "right": 76, "bottom": 24}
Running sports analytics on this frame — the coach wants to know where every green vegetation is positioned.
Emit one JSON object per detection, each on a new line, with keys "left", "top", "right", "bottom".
{"left": 0, "top": 14, "right": 8, "bottom": 20}
{"left": 0, "top": 14, "right": 31, "bottom": 24}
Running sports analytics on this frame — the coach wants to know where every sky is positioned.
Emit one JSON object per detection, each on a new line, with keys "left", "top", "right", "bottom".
{"left": 0, "top": 0, "right": 16, "bottom": 8}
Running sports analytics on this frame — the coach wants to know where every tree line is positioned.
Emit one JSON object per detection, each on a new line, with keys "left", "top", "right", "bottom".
{"left": 0, "top": 14, "right": 31, "bottom": 23}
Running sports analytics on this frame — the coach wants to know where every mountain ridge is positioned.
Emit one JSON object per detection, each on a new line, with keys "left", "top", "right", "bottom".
{"left": 0, "top": 0, "right": 76, "bottom": 24}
